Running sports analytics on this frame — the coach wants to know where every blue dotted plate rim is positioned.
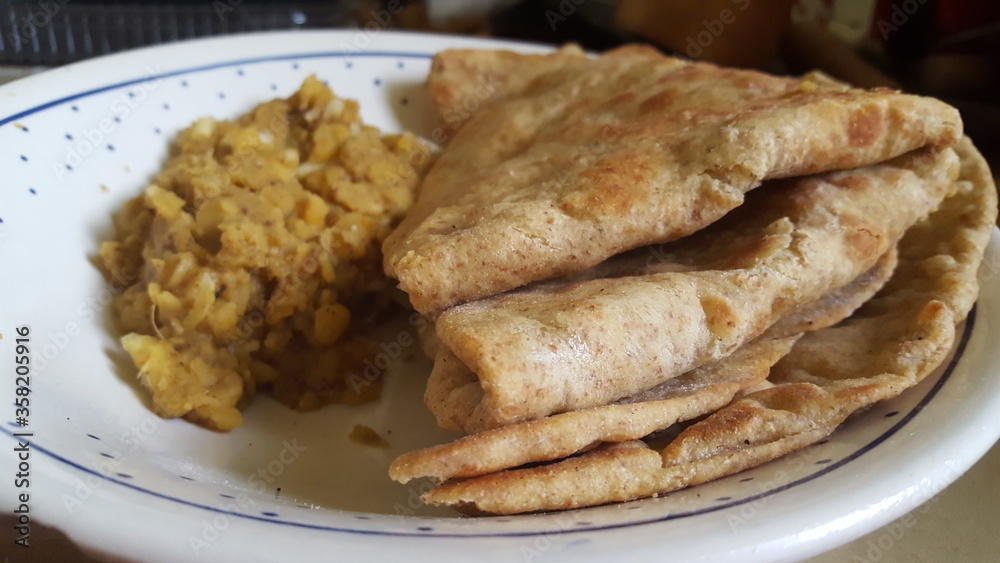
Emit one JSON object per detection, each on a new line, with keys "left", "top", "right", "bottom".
{"left": 0, "top": 51, "right": 977, "bottom": 538}
{"left": 2, "top": 307, "right": 971, "bottom": 538}
{"left": 0, "top": 50, "right": 434, "bottom": 129}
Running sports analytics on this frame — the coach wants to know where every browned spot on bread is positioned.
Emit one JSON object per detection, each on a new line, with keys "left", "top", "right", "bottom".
{"left": 848, "top": 105, "right": 885, "bottom": 147}
{"left": 842, "top": 218, "right": 883, "bottom": 266}
{"left": 559, "top": 154, "right": 655, "bottom": 219}
{"left": 700, "top": 294, "right": 739, "bottom": 341}
{"left": 837, "top": 175, "right": 873, "bottom": 192}
{"left": 639, "top": 90, "right": 677, "bottom": 113}
{"left": 609, "top": 91, "right": 639, "bottom": 106}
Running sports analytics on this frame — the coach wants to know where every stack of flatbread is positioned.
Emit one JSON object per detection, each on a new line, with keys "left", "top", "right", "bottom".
{"left": 381, "top": 45, "right": 998, "bottom": 515}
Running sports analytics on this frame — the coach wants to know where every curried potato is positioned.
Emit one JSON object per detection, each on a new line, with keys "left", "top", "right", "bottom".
{"left": 100, "top": 76, "right": 432, "bottom": 430}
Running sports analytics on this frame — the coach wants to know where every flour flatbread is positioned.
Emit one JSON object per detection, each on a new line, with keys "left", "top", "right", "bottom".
{"left": 427, "top": 148, "right": 957, "bottom": 433}
{"left": 767, "top": 246, "right": 897, "bottom": 338}
{"left": 428, "top": 44, "right": 587, "bottom": 129}
{"left": 391, "top": 335, "right": 795, "bottom": 484}
{"left": 392, "top": 248, "right": 896, "bottom": 483}
{"left": 384, "top": 45, "right": 962, "bottom": 313}
{"left": 418, "top": 138, "right": 997, "bottom": 514}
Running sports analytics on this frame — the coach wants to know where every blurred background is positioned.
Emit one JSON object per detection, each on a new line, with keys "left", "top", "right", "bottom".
{"left": 1, "top": 0, "right": 998, "bottom": 162}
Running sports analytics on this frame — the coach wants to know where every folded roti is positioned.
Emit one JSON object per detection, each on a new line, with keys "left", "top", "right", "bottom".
{"left": 389, "top": 249, "right": 896, "bottom": 483}
{"left": 417, "top": 138, "right": 997, "bottom": 514}
{"left": 427, "top": 147, "right": 958, "bottom": 433}
{"left": 393, "top": 335, "right": 795, "bottom": 484}
{"left": 390, "top": 248, "right": 897, "bottom": 483}
{"left": 384, "top": 45, "right": 962, "bottom": 313}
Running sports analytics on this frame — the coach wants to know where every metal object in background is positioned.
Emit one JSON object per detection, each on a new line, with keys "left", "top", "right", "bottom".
{"left": 0, "top": 0, "right": 360, "bottom": 65}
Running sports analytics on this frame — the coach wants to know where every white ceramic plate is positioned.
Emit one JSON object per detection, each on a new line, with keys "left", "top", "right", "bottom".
{"left": 1, "top": 30, "right": 999, "bottom": 563}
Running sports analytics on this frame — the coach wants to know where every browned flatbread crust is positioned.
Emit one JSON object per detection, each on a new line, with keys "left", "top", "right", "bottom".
{"left": 391, "top": 335, "right": 795, "bottom": 484}
{"left": 392, "top": 249, "right": 896, "bottom": 483}
{"left": 427, "top": 148, "right": 957, "bottom": 433}
{"left": 384, "top": 45, "right": 962, "bottom": 313}
{"left": 418, "top": 138, "right": 997, "bottom": 515}
{"left": 428, "top": 44, "right": 587, "bottom": 129}
{"left": 767, "top": 246, "right": 897, "bottom": 338}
